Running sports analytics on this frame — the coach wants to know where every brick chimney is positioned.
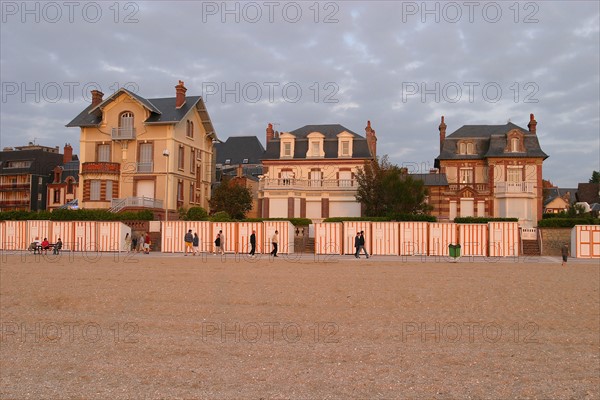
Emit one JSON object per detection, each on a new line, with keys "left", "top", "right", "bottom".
{"left": 365, "top": 120, "right": 377, "bottom": 157}
{"left": 175, "top": 80, "right": 187, "bottom": 109}
{"left": 439, "top": 116, "right": 447, "bottom": 152}
{"left": 91, "top": 90, "right": 104, "bottom": 107}
{"left": 527, "top": 113, "right": 537, "bottom": 134}
{"left": 266, "top": 123, "right": 275, "bottom": 143}
{"left": 63, "top": 143, "right": 73, "bottom": 164}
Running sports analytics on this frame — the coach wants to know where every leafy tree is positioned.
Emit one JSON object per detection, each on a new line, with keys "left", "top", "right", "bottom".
{"left": 355, "top": 155, "right": 432, "bottom": 217}
{"left": 590, "top": 170, "right": 600, "bottom": 183}
{"left": 209, "top": 177, "right": 253, "bottom": 220}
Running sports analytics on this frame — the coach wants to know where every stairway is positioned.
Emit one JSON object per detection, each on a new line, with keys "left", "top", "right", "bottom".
{"left": 294, "top": 236, "right": 315, "bottom": 253}
{"left": 522, "top": 239, "right": 540, "bottom": 256}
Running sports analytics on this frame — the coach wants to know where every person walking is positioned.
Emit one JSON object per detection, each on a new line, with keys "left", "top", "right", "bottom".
{"left": 270, "top": 230, "right": 279, "bottom": 257}
{"left": 214, "top": 233, "right": 221, "bottom": 255}
{"left": 184, "top": 229, "right": 194, "bottom": 256}
{"left": 132, "top": 233, "right": 138, "bottom": 253}
{"left": 144, "top": 232, "right": 151, "bottom": 254}
{"left": 137, "top": 233, "right": 145, "bottom": 253}
{"left": 249, "top": 230, "right": 256, "bottom": 257}
{"left": 358, "top": 231, "right": 369, "bottom": 258}
{"left": 192, "top": 232, "right": 200, "bottom": 256}
{"left": 124, "top": 233, "right": 132, "bottom": 252}
{"left": 218, "top": 230, "right": 226, "bottom": 255}
{"left": 354, "top": 232, "right": 361, "bottom": 258}
{"left": 561, "top": 243, "right": 570, "bottom": 266}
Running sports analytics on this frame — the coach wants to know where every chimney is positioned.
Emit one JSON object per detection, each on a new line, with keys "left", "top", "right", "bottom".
{"left": 237, "top": 164, "right": 243, "bottom": 178}
{"left": 365, "top": 120, "right": 377, "bottom": 157}
{"left": 439, "top": 116, "right": 447, "bottom": 152}
{"left": 175, "top": 80, "right": 187, "bottom": 109}
{"left": 266, "top": 123, "right": 275, "bottom": 143}
{"left": 91, "top": 90, "right": 104, "bottom": 107}
{"left": 63, "top": 143, "right": 73, "bottom": 164}
{"left": 527, "top": 113, "right": 537, "bottom": 134}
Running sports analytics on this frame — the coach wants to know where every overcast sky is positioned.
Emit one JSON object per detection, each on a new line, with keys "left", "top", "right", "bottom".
{"left": 1, "top": 1, "right": 598, "bottom": 186}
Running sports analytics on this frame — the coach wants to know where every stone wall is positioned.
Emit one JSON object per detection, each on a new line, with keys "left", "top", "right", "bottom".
{"left": 540, "top": 228, "right": 571, "bottom": 256}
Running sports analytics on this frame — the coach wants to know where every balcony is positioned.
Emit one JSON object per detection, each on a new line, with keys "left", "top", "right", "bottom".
{"left": 136, "top": 162, "right": 154, "bottom": 173}
{"left": 0, "top": 183, "right": 29, "bottom": 191}
{"left": 495, "top": 182, "right": 535, "bottom": 195}
{"left": 111, "top": 127, "right": 136, "bottom": 140}
{"left": 447, "top": 183, "right": 489, "bottom": 193}
{"left": 0, "top": 199, "right": 30, "bottom": 207}
{"left": 109, "top": 197, "right": 163, "bottom": 213}
{"left": 81, "top": 162, "right": 120, "bottom": 175}
{"left": 260, "top": 178, "right": 357, "bottom": 191}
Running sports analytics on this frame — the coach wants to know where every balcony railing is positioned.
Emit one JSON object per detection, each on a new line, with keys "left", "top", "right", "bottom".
{"left": 495, "top": 182, "right": 535, "bottom": 194}
{"left": 111, "top": 127, "right": 136, "bottom": 140}
{"left": 81, "top": 162, "right": 120, "bottom": 175}
{"left": 136, "top": 162, "right": 154, "bottom": 173}
{"left": 109, "top": 197, "right": 163, "bottom": 213}
{"left": 447, "top": 183, "right": 489, "bottom": 192}
{"left": 260, "top": 178, "right": 357, "bottom": 191}
{"left": 0, "top": 183, "right": 29, "bottom": 191}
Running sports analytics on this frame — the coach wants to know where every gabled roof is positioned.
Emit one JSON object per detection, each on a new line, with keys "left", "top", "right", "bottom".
{"left": 215, "top": 136, "right": 265, "bottom": 165}
{"left": 576, "top": 183, "right": 600, "bottom": 204}
{"left": 66, "top": 90, "right": 217, "bottom": 139}
{"left": 544, "top": 187, "right": 577, "bottom": 206}
{"left": 262, "top": 124, "right": 372, "bottom": 160}
{"left": 437, "top": 122, "right": 548, "bottom": 160}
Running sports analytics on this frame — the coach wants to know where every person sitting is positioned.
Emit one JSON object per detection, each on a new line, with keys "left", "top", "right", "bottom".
{"left": 40, "top": 238, "right": 51, "bottom": 254}
{"left": 29, "top": 237, "right": 42, "bottom": 254}
{"left": 53, "top": 238, "right": 63, "bottom": 255}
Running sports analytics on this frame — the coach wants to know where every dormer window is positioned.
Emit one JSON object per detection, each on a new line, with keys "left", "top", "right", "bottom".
{"left": 511, "top": 138, "right": 519, "bottom": 152}
{"left": 467, "top": 143, "right": 474, "bottom": 154}
{"left": 505, "top": 129, "right": 525, "bottom": 153}
{"left": 337, "top": 131, "right": 354, "bottom": 158}
{"left": 306, "top": 132, "right": 325, "bottom": 158}
{"left": 458, "top": 141, "right": 474, "bottom": 155}
{"left": 279, "top": 132, "right": 296, "bottom": 159}
{"left": 459, "top": 143, "right": 466, "bottom": 154}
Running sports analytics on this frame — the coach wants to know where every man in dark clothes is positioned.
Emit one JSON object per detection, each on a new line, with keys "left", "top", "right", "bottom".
{"left": 249, "top": 230, "right": 256, "bottom": 257}
{"left": 358, "top": 231, "right": 369, "bottom": 258}
{"left": 354, "top": 232, "right": 361, "bottom": 258}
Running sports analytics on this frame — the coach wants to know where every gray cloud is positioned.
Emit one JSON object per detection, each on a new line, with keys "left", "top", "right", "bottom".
{"left": 1, "top": 0, "right": 598, "bottom": 186}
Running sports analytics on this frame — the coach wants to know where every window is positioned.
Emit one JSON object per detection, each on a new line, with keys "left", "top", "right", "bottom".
{"left": 90, "top": 180, "right": 101, "bottom": 200}
{"left": 309, "top": 169, "right": 322, "bottom": 187}
{"left": 341, "top": 141, "right": 350, "bottom": 156}
{"left": 66, "top": 179, "right": 74, "bottom": 194}
{"left": 190, "top": 149, "right": 195, "bottom": 174}
{"left": 120, "top": 112, "right": 134, "bottom": 129}
{"left": 138, "top": 143, "right": 153, "bottom": 172}
{"left": 53, "top": 189, "right": 61, "bottom": 204}
{"left": 459, "top": 143, "right": 466, "bottom": 154}
{"left": 507, "top": 167, "right": 522, "bottom": 182}
{"left": 283, "top": 143, "right": 292, "bottom": 157}
{"left": 38, "top": 177, "right": 43, "bottom": 185}
{"left": 5, "top": 161, "right": 32, "bottom": 169}
{"left": 177, "top": 181, "right": 184, "bottom": 201}
{"left": 189, "top": 183, "right": 194, "bottom": 203}
{"left": 186, "top": 120, "right": 194, "bottom": 138}
{"left": 106, "top": 180, "right": 113, "bottom": 201}
{"left": 97, "top": 144, "right": 111, "bottom": 162}
{"left": 311, "top": 142, "right": 320, "bottom": 157}
{"left": 466, "top": 143, "right": 474, "bottom": 154}
{"left": 242, "top": 158, "right": 249, "bottom": 164}
{"left": 281, "top": 170, "right": 294, "bottom": 186}
{"left": 459, "top": 168, "right": 473, "bottom": 184}
{"left": 196, "top": 164, "right": 202, "bottom": 186}
{"left": 178, "top": 145, "right": 185, "bottom": 170}
{"left": 511, "top": 137, "right": 519, "bottom": 152}
{"left": 225, "top": 159, "right": 231, "bottom": 165}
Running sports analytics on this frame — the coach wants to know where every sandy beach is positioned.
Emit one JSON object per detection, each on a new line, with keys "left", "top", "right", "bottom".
{"left": 1, "top": 252, "right": 599, "bottom": 399}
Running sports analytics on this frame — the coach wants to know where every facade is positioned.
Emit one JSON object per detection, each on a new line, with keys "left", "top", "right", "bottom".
{"left": 543, "top": 187, "right": 576, "bottom": 214}
{"left": 47, "top": 144, "right": 80, "bottom": 211}
{"left": 259, "top": 122, "right": 377, "bottom": 221}
{"left": 434, "top": 114, "right": 548, "bottom": 226}
{"left": 67, "top": 81, "right": 217, "bottom": 213}
{"left": 0, "top": 144, "right": 64, "bottom": 211}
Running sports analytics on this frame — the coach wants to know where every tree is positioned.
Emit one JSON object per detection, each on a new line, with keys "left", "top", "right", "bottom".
{"left": 355, "top": 155, "right": 432, "bottom": 217}
{"left": 186, "top": 207, "right": 208, "bottom": 220}
{"left": 590, "top": 171, "right": 600, "bottom": 184}
{"left": 209, "top": 177, "right": 253, "bottom": 220}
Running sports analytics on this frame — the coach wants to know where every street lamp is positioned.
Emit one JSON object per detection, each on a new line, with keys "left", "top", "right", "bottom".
{"left": 162, "top": 149, "right": 170, "bottom": 223}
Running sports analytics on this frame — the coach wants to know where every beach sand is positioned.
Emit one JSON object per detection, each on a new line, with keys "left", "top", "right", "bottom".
{"left": 1, "top": 252, "right": 599, "bottom": 399}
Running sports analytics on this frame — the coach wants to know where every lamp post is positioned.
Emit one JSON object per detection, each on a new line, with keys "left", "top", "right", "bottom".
{"left": 162, "top": 149, "right": 170, "bottom": 223}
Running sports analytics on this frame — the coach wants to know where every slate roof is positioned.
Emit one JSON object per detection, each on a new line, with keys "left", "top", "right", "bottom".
{"left": 576, "top": 183, "right": 600, "bottom": 204}
{"left": 411, "top": 173, "right": 448, "bottom": 186}
{"left": 544, "top": 187, "right": 577, "bottom": 206}
{"left": 262, "top": 124, "right": 372, "bottom": 160}
{"left": 67, "top": 89, "right": 215, "bottom": 138}
{"left": 0, "top": 148, "right": 64, "bottom": 176}
{"left": 215, "top": 136, "right": 265, "bottom": 165}
{"left": 436, "top": 122, "right": 548, "bottom": 161}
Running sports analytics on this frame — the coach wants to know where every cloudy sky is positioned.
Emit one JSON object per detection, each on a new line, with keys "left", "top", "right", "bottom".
{"left": 1, "top": 1, "right": 598, "bottom": 186}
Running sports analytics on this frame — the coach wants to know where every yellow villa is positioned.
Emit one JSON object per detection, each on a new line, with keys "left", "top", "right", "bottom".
{"left": 67, "top": 81, "right": 217, "bottom": 216}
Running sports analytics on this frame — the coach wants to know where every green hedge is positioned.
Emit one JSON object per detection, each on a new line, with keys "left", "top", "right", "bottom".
{"left": 0, "top": 209, "right": 154, "bottom": 221}
{"left": 537, "top": 218, "right": 600, "bottom": 228}
{"left": 453, "top": 217, "right": 519, "bottom": 224}
{"left": 241, "top": 217, "right": 312, "bottom": 226}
